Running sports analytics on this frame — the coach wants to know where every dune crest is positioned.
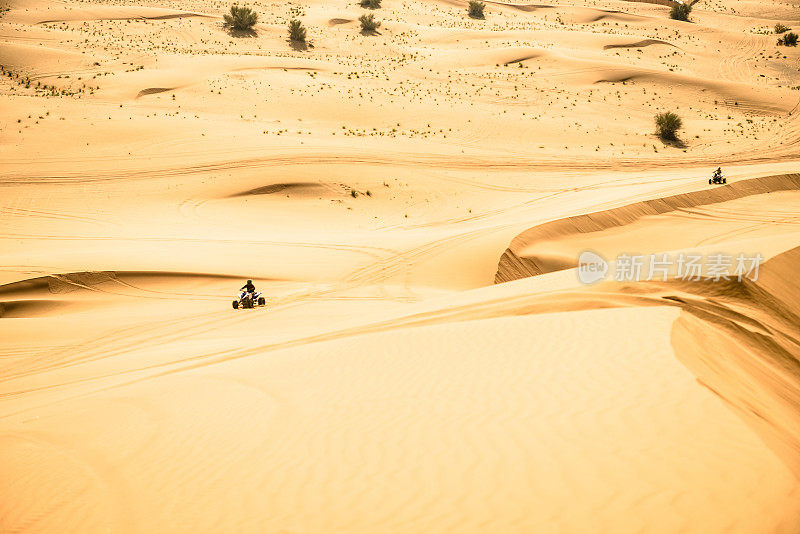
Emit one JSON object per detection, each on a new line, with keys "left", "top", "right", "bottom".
{"left": 670, "top": 247, "right": 800, "bottom": 475}
{"left": 496, "top": 173, "right": 800, "bottom": 283}
{"left": 6, "top": 5, "right": 211, "bottom": 25}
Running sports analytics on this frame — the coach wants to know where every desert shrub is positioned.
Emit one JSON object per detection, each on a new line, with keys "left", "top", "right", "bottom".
{"left": 669, "top": 3, "right": 691, "bottom": 21}
{"left": 778, "top": 32, "right": 798, "bottom": 46}
{"left": 655, "top": 111, "right": 682, "bottom": 140}
{"left": 359, "top": 0, "right": 381, "bottom": 9}
{"left": 288, "top": 19, "right": 306, "bottom": 42}
{"left": 774, "top": 23, "right": 790, "bottom": 34}
{"left": 223, "top": 5, "right": 258, "bottom": 31}
{"left": 468, "top": 0, "right": 485, "bottom": 19}
{"left": 359, "top": 13, "right": 381, "bottom": 31}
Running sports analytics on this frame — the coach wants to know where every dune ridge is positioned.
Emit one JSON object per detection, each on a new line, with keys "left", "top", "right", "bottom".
{"left": 495, "top": 173, "right": 800, "bottom": 283}
{"left": 602, "top": 38, "right": 676, "bottom": 50}
{"left": 669, "top": 246, "right": 800, "bottom": 476}
{"left": 0, "top": 271, "right": 245, "bottom": 297}
{"left": 621, "top": 0, "right": 684, "bottom": 6}
{"left": 229, "top": 182, "right": 345, "bottom": 197}
{"left": 0, "top": 299, "right": 75, "bottom": 318}
{"left": 6, "top": 5, "right": 212, "bottom": 25}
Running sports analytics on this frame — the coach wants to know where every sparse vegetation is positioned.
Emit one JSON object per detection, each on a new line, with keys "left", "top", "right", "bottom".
{"left": 359, "top": 0, "right": 381, "bottom": 9}
{"left": 778, "top": 32, "right": 798, "bottom": 46}
{"left": 359, "top": 14, "right": 381, "bottom": 32}
{"left": 669, "top": 3, "right": 691, "bottom": 22}
{"left": 655, "top": 111, "right": 683, "bottom": 141}
{"left": 288, "top": 19, "right": 307, "bottom": 42}
{"left": 774, "top": 23, "right": 790, "bottom": 34}
{"left": 223, "top": 5, "right": 258, "bottom": 31}
{"left": 468, "top": 0, "right": 485, "bottom": 19}
{"left": 2, "top": 65, "right": 81, "bottom": 96}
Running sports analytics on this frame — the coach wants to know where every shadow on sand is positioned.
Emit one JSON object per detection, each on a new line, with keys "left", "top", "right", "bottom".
{"left": 226, "top": 27, "right": 257, "bottom": 38}
{"left": 289, "top": 39, "right": 312, "bottom": 51}
{"left": 658, "top": 135, "right": 688, "bottom": 149}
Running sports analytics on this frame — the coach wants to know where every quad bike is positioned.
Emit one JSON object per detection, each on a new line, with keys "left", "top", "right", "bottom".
{"left": 709, "top": 173, "right": 726, "bottom": 184}
{"left": 233, "top": 291, "right": 266, "bottom": 309}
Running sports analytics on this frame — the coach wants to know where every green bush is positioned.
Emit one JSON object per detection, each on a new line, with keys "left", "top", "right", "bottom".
{"left": 223, "top": 5, "right": 258, "bottom": 31}
{"left": 359, "top": 13, "right": 381, "bottom": 31}
{"left": 774, "top": 23, "right": 790, "bottom": 34}
{"left": 778, "top": 32, "right": 798, "bottom": 46}
{"left": 468, "top": 0, "right": 485, "bottom": 19}
{"left": 655, "top": 111, "right": 682, "bottom": 140}
{"left": 288, "top": 19, "right": 307, "bottom": 42}
{"left": 359, "top": 0, "right": 381, "bottom": 9}
{"left": 669, "top": 3, "right": 691, "bottom": 21}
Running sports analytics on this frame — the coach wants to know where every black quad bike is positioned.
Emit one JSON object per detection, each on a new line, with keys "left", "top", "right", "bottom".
{"left": 709, "top": 172, "right": 726, "bottom": 185}
{"left": 233, "top": 291, "right": 266, "bottom": 309}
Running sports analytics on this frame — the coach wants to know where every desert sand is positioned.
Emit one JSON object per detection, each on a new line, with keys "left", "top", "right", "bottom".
{"left": 1, "top": 0, "right": 800, "bottom": 531}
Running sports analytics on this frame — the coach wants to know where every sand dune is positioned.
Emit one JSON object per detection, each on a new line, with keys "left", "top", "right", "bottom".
{"left": 2, "top": 0, "right": 800, "bottom": 531}
{"left": 0, "top": 271, "right": 247, "bottom": 296}
{"left": 496, "top": 173, "right": 800, "bottom": 282}
{"left": 429, "top": 45, "right": 548, "bottom": 67}
{"left": 0, "top": 41, "right": 88, "bottom": 73}
{"left": 671, "top": 246, "right": 800, "bottom": 476}
{"left": 230, "top": 181, "right": 348, "bottom": 198}
{"left": 485, "top": 2, "right": 650, "bottom": 23}
{"left": 2, "top": 248, "right": 800, "bottom": 532}
{"left": 6, "top": 5, "right": 211, "bottom": 25}
{"left": 106, "top": 55, "right": 334, "bottom": 99}
{"left": 602, "top": 38, "right": 676, "bottom": 50}
{"left": 328, "top": 17, "right": 354, "bottom": 26}
{"left": 0, "top": 298, "right": 78, "bottom": 317}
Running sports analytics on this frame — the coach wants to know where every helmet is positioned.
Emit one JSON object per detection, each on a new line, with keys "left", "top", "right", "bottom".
{"left": 247, "top": 279, "right": 253, "bottom": 284}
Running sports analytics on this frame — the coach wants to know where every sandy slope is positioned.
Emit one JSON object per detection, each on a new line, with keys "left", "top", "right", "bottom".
{"left": 1, "top": 0, "right": 800, "bottom": 531}
{"left": 496, "top": 173, "right": 800, "bottom": 281}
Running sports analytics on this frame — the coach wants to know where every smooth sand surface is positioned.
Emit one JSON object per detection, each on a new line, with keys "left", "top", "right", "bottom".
{"left": 1, "top": 0, "right": 800, "bottom": 531}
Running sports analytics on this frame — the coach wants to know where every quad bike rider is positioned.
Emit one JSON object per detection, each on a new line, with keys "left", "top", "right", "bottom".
{"left": 709, "top": 167, "right": 726, "bottom": 184}
{"left": 233, "top": 279, "right": 266, "bottom": 309}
